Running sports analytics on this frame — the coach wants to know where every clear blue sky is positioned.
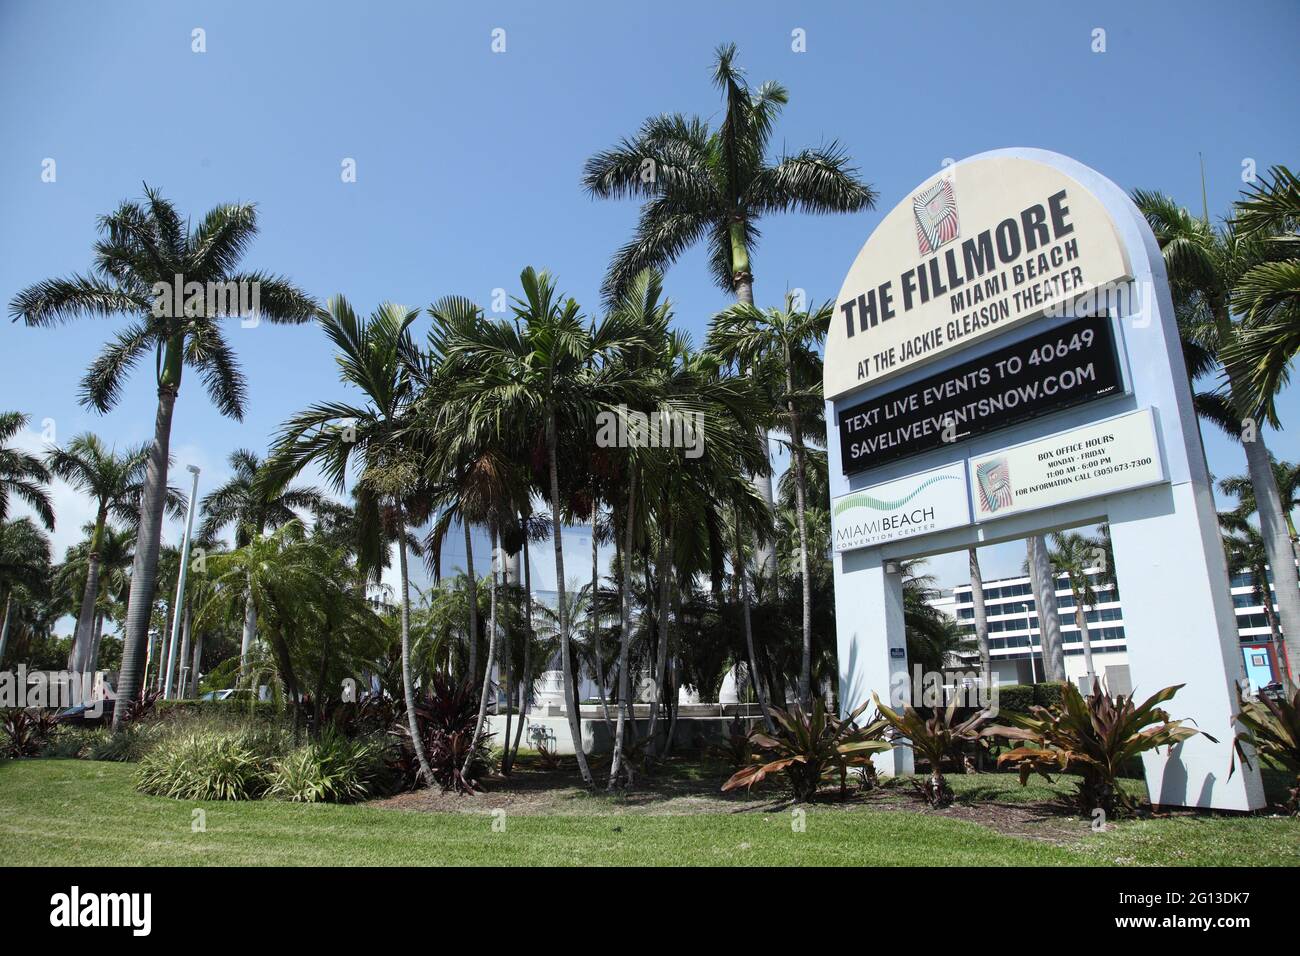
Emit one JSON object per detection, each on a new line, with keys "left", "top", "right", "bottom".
{"left": 2, "top": 0, "right": 1298, "bottom": 596}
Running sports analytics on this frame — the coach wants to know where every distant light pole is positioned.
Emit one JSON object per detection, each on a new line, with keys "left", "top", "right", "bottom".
{"left": 163, "top": 464, "right": 201, "bottom": 699}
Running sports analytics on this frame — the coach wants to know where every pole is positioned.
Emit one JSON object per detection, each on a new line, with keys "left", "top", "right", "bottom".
{"left": 163, "top": 464, "right": 200, "bottom": 700}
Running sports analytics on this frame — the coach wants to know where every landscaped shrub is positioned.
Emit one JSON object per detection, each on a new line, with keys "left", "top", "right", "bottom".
{"left": 135, "top": 728, "right": 284, "bottom": 800}
{"left": 873, "top": 693, "right": 989, "bottom": 807}
{"left": 1231, "top": 685, "right": 1300, "bottom": 815}
{"left": 88, "top": 724, "right": 160, "bottom": 762}
{"left": 993, "top": 684, "right": 1035, "bottom": 715}
{"left": 1033, "top": 681, "right": 1068, "bottom": 709}
{"left": 2, "top": 708, "right": 59, "bottom": 758}
{"left": 721, "top": 700, "right": 891, "bottom": 802}
{"left": 268, "top": 732, "right": 390, "bottom": 803}
{"left": 984, "top": 682, "right": 1208, "bottom": 816}
{"left": 43, "top": 726, "right": 106, "bottom": 759}
{"left": 392, "top": 675, "right": 493, "bottom": 794}
{"left": 154, "top": 699, "right": 283, "bottom": 724}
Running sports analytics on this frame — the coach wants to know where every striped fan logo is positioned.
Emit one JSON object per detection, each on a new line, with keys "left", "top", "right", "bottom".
{"left": 913, "top": 179, "right": 960, "bottom": 255}
{"left": 975, "top": 458, "right": 1013, "bottom": 513}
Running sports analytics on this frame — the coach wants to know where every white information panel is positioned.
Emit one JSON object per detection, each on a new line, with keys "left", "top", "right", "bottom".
{"left": 968, "top": 408, "right": 1163, "bottom": 521}
{"left": 832, "top": 461, "right": 969, "bottom": 552}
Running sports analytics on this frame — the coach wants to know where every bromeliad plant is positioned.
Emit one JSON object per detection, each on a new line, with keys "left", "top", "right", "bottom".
{"left": 2, "top": 708, "right": 59, "bottom": 758}
{"left": 984, "top": 682, "right": 1210, "bottom": 816}
{"left": 392, "top": 674, "right": 492, "bottom": 794}
{"left": 873, "top": 693, "right": 989, "bottom": 808}
{"left": 1230, "top": 685, "right": 1300, "bottom": 815}
{"left": 721, "top": 700, "right": 890, "bottom": 802}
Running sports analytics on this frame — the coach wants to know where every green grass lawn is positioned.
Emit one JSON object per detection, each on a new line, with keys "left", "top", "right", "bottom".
{"left": 1, "top": 759, "right": 1295, "bottom": 866}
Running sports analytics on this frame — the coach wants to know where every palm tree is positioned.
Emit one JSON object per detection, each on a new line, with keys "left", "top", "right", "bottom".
{"left": 0, "top": 412, "right": 54, "bottom": 533}
{"left": 44, "top": 434, "right": 182, "bottom": 675}
{"left": 200, "top": 448, "right": 329, "bottom": 671}
{"left": 1224, "top": 164, "right": 1300, "bottom": 417}
{"left": 1047, "top": 530, "right": 1103, "bottom": 690}
{"left": 1024, "top": 535, "right": 1066, "bottom": 681}
{"left": 10, "top": 188, "right": 317, "bottom": 726}
{"left": 709, "top": 296, "right": 831, "bottom": 706}
{"left": 0, "top": 519, "right": 52, "bottom": 665}
{"left": 1136, "top": 190, "right": 1300, "bottom": 684}
{"left": 967, "top": 549, "right": 991, "bottom": 679}
{"left": 1220, "top": 512, "right": 1291, "bottom": 689}
{"left": 583, "top": 42, "right": 875, "bottom": 565}
{"left": 267, "top": 297, "right": 433, "bottom": 782}
{"left": 1219, "top": 456, "right": 1300, "bottom": 563}
{"left": 443, "top": 267, "right": 647, "bottom": 788}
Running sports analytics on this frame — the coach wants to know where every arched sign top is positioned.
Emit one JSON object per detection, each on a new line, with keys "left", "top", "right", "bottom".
{"left": 824, "top": 154, "right": 1132, "bottom": 401}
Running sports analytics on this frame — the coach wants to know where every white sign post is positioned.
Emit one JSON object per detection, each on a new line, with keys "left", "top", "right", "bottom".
{"left": 825, "top": 149, "right": 1263, "bottom": 810}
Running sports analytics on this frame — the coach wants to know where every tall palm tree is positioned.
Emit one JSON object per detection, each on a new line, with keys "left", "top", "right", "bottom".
{"left": 0, "top": 518, "right": 52, "bottom": 665}
{"left": 1136, "top": 190, "right": 1300, "bottom": 684}
{"left": 10, "top": 188, "right": 317, "bottom": 725}
{"left": 1024, "top": 535, "right": 1066, "bottom": 681}
{"left": 0, "top": 412, "right": 54, "bottom": 533}
{"left": 266, "top": 298, "right": 433, "bottom": 783}
{"left": 1219, "top": 456, "right": 1300, "bottom": 563}
{"left": 200, "top": 448, "right": 329, "bottom": 670}
{"left": 1047, "top": 530, "right": 1103, "bottom": 689}
{"left": 709, "top": 296, "right": 831, "bottom": 706}
{"left": 1224, "top": 164, "right": 1300, "bottom": 417}
{"left": 968, "top": 549, "right": 991, "bottom": 679}
{"left": 443, "top": 267, "right": 647, "bottom": 788}
{"left": 1220, "top": 511, "right": 1291, "bottom": 689}
{"left": 583, "top": 42, "right": 876, "bottom": 567}
{"left": 44, "top": 434, "right": 183, "bottom": 674}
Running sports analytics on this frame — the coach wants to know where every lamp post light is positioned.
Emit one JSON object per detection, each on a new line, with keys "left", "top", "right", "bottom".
{"left": 163, "top": 464, "right": 201, "bottom": 700}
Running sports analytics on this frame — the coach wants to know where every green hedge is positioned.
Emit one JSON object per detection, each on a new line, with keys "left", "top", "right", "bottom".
{"left": 155, "top": 699, "right": 283, "bottom": 723}
{"left": 1033, "top": 681, "right": 1068, "bottom": 709}
{"left": 994, "top": 684, "right": 1035, "bottom": 714}
{"left": 994, "top": 681, "right": 1069, "bottom": 715}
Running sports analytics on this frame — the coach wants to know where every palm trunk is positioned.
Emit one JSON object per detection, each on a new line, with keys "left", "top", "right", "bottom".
{"left": 608, "top": 469, "right": 637, "bottom": 790}
{"left": 509, "top": 533, "right": 533, "bottom": 767}
{"left": 1241, "top": 431, "right": 1300, "bottom": 685}
{"left": 732, "top": 250, "right": 776, "bottom": 582}
{"left": 396, "top": 504, "right": 434, "bottom": 785}
{"left": 786, "top": 356, "right": 813, "bottom": 708}
{"left": 71, "top": 513, "right": 106, "bottom": 675}
{"left": 0, "top": 590, "right": 12, "bottom": 665}
{"left": 1026, "top": 535, "right": 1065, "bottom": 681}
{"left": 190, "top": 629, "right": 203, "bottom": 697}
{"left": 113, "top": 381, "right": 178, "bottom": 729}
{"left": 89, "top": 612, "right": 105, "bottom": 674}
{"left": 645, "top": 525, "right": 672, "bottom": 757}
{"left": 238, "top": 581, "right": 256, "bottom": 674}
{"left": 736, "top": 520, "right": 774, "bottom": 731}
{"left": 1074, "top": 592, "right": 1096, "bottom": 691}
{"left": 968, "top": 549, "right": 991, "bottom": 679}
{"left": 548, "top": 410, "right": 594, "bottom": 786}
{"left": 464, "top": 518, "right": 478, "bottom": 685}
{"left": 593, "top": 508, "right": 613, "bottom": 732}
{"left": 177, "top": 606, "right": 193, "bottom": 699}
{"left": 466, "top": 525, "right": 500, "bottom": 780}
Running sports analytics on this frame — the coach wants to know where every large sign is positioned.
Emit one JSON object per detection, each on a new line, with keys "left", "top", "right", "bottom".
{"left": 831, "top": 462, "right": 969, "bottom": 552}
{"left": 968, "top": 408, "right": 1163, "bottom": 521}
{"left": 837, "top": 314, "right": 1121, "bottom": 474}
{"left": 824, "top": 157, "right": 1131, "bottom": 400}
{"left": 826, "top": 148, "right": 1265, "bottom": 812}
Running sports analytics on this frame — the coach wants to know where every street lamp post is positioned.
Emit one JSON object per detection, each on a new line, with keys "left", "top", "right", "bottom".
{"left": 163, "top": 464, "right": 201, "bottom": 700}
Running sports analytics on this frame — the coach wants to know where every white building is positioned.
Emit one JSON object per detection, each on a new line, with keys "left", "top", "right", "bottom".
{"left": 932, "top": 566, "right": 1284, "bottom": 693}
